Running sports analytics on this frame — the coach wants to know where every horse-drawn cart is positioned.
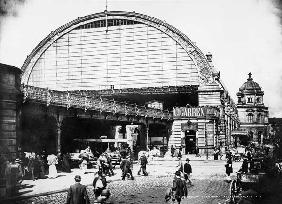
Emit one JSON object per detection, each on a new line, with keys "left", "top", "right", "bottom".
{"left": 229, "top": 172, "right": 266, "bottom": 203}
{"left": 229, "top": 156, "right": 282, "bottom": 204}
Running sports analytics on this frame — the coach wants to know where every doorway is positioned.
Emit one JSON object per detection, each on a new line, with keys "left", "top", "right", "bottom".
{"left": 185, "top": 130, "right": 196, "bottom": 154}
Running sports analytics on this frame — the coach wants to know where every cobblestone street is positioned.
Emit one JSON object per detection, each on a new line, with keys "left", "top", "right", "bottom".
{"left": 6, "top": 158, "right": 239, "bottom": 204}
{"left": 13, "top": 176, "right": 230, "bottom": 204}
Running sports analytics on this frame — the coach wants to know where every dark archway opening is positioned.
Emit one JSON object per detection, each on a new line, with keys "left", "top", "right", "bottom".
{"left": 185, "top": 130, "right": 196, "bottom": 154}
{"left": 21, "top": 105, "right": 57, "bottom": 154}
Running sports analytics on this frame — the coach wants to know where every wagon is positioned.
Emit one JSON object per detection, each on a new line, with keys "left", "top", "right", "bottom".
{"left": 229, "top": 157, "right": 267, "bottom": 204}
{"left": 229, "top": 172, "right": 266, "bottom": 203}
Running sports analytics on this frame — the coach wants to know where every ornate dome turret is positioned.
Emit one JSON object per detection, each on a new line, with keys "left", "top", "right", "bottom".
{"left": 237, "top": 73, "right": 263, "bottom": 95}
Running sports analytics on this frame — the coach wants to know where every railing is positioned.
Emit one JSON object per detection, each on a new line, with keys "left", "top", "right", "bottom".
{"left": 22, "top": 85, "right": 173, "bottom": 120}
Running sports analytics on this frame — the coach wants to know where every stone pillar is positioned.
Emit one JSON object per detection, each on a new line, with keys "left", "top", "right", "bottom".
{"left": 55, "top": 113, "right": 64, "bottom": 154}
{"left": 0, "top": 64, "right": 22, "bottom": 161}
{"left": 114, "top": 126, "right": 120, "bottom": 148}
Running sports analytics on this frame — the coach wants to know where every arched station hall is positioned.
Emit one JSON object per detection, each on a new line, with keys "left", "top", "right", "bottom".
{"left": 19, "top": 11, "right": 239, "bottom": 156}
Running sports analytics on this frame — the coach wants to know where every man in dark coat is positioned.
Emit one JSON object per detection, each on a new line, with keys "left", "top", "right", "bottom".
{"left": 172, "top": 171, "right": 187, "bottom": 204}
{"left": 66, "top": 175, "right": 89, "bottom": 204}
{"left": 180, "top": 158, "right": 192, "bottom": 185}
{"left": 93, "top": 170, "right": 110, "bottom": 202}
{"left": 120, "top": 157, "right": 134, "bottom": 180}
{"left": 137, "top": 152, "right": 148, "bottom": 176}
{"left": 225, "top": 158, "right": 233, "bottom": 181}
{"left": 62, "top": 153, "right": 71, "bottom": 173}
{"left": 171, "top": 145, "right": 175, "bottom": 157}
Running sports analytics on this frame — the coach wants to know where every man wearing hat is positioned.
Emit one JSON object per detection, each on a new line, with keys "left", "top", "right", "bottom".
{"left": 172, "top": 170, "right": 187, "bottom": 204}
{"left": 180, "top": 158, "right": 192, "bottom": 186}
{"left": 66, "top": 175, "right": 89, "bottom": 204}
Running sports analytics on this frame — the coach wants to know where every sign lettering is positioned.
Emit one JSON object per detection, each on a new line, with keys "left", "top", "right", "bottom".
{"left": 173, "top": 107, "right": 219, "bottom": 118}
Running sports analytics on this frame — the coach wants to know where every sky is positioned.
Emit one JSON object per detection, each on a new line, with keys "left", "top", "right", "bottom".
{"left": 0, "top": 0, "right": 282, "bottom": 117}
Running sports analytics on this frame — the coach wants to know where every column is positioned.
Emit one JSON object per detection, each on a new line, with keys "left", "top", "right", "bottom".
{"left": 55, "top": 113, "right": 64, "bottom": 154}
{"left": 146, "top": 124, "right": 149, "bottom": 151}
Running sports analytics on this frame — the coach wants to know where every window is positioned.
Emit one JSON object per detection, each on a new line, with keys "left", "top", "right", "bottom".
{"left": 256, "top": 97, "right": 261, "bottom": 104}
{"left": 257, "top": 113, "right": 262, "bottom": 123}
{"left": 247, "top": 113, "right": 254, "bottom": 123}
{"left": 247, "top": 97, "right": 253, "bottom": 103}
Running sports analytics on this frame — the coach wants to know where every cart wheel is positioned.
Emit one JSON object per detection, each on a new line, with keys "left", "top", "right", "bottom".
{"left": 229, "top": 180, "right": 238, "bottom": 203}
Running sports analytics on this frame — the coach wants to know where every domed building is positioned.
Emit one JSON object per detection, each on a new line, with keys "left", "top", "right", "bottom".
{"left": 235, "top": 73, "right": 269, "bottom": 145}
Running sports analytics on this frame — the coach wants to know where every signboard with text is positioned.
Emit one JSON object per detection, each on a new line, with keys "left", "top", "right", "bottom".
{"left": 173, "top": 107, "right": 220, "bottom": 118}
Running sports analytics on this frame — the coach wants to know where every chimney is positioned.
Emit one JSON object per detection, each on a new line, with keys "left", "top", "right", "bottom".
{"left": 206, "top": 52, "right": 212, "bottom": 62}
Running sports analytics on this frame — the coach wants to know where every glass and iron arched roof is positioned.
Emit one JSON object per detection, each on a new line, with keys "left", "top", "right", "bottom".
{"left": 21, "top": 11, "right": 216, "bottom": 91}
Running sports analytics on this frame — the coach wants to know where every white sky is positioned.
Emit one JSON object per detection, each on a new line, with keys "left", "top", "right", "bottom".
{"left": 0, "top": 0, "right": 282, "bottom": 117}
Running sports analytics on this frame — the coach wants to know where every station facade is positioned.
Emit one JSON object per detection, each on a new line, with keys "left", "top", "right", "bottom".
{"left": 19, "top": 11, "right": 239, "bottom": 155}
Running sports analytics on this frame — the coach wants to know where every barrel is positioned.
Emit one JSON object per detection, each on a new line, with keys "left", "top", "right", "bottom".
{"left": 0, "top": 63, "right": 22, "bottom": 161}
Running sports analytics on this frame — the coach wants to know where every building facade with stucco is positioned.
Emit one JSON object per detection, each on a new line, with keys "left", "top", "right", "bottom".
{"left": 235, "top": 73, "right": 269, "bottom": 145}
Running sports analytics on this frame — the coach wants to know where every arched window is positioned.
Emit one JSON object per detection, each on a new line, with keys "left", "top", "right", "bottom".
{"left": 247, "top": 113, "right": 254, "bottom": 123}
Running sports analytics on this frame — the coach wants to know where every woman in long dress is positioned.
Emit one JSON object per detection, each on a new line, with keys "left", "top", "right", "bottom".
{"left": 47, "top": 154, "right": 58, "bottom": 178}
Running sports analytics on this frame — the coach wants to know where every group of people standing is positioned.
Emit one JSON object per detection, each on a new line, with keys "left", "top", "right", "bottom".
{"left": 10, "top": 151, "right": 72, "bottom": 182}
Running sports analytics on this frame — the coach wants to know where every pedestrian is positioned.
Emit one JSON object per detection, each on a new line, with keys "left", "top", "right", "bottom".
{"left": 79, "top": 150, "right": 89, "bottom": 174}
{"left": 137, "top": 152, "right": 148, "bottom": 176}
{"left": 57, "top": 152, "right": 63, "bottom": 172}
{"left": 93, "top": 170, "right": 110, "bottom": 203}
{"left": 172, "top": 171, "right": 187, "bottom": 204}
{"left": 225, "top": 158, "right": 233, "bottom": 181}
{"left": 97, "top": 153, "right": 109, "bottom": 175}
{"left": 180, "top": 158, "right": 192, "bottom": 186}
{"left": 226, "top": 148, "right": 232, "bottom": 160}
{"left": 214, "top": 147, "right": 219, "bottom": 160}
{"left": 120, "top": 156, "right": 134, "bottom": 180}
{"left": 106, "top": 153, "right": 115, "bottom": 176}
{"left": 47, "top": 153, "right": 58, "bottom": 179}
{"left": 240, "top": 158, "right": 248, "bottom": 173}
{"left": 171, "top": 145, "right": 175, "bottom": 157}
{"left": 62, "top": 153, "right": 71, "bottom": 173}
{"left": 27, "top": 152, "right": 36, "bottom": 180}
{"left": 36, "top": 154, "right": 46, "bottom": 179}
{"left": 218, "top": 147, "right": 223, "bottom": 160}
{"left": 4, "top": 160, "right": 13, "bottom": 196}
{"left": 14, "top": 158, "right": 23, "bottom": 183}
{"left": 195, "top": 146, "right": 201, "bottom": 157}
{"left": 66, "top": 175, "right": 90, "bottom": 204}
{"left": 177, "top": 147, "right": 182, "bottom": 167}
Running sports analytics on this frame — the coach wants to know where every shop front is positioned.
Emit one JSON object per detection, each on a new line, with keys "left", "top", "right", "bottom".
{"left": 169, "top": 106, "right": 221, "bottom": 155}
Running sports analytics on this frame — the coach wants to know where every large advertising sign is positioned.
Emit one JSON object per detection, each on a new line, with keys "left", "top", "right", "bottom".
{"left": 173, "top": 107, "right": 220, "bottom": 118}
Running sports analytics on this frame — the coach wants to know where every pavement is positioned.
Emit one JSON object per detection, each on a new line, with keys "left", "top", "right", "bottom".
{"left": 0, "top": 154, "right": 239, "bottom": 202}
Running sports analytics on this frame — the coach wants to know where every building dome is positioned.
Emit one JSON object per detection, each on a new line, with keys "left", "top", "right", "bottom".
{"left": 238, "top": 73, "right": 263, "bottom": 95}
